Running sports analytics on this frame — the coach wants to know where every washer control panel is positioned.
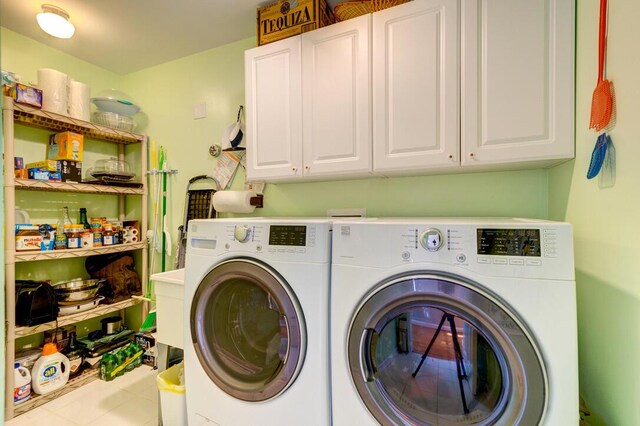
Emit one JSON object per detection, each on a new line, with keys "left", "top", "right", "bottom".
{"left": 188, "top": 219, "right": 331, "bottom": 264}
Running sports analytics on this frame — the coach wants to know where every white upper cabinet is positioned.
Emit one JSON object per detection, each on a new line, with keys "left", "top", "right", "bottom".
{"left": 373, "top": 0, "right": 459, "bottom": 175}
{"left": 302, "top": 14, "right": 372, "bottom": 179}
{"left": 245, "top": 37, "right": 302, "bottom": 181}
{"left": 461, "top": 0, "right": 574, "bottom": 168}
{"left": 246, "top": 15, "right": 371, "bottom": 182}
{"left": 245, "top": 0, "right": 574, "bottom": 182}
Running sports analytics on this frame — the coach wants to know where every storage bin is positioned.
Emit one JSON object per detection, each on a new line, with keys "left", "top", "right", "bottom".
{"left": 151, "top": 269, "right": 184, "bottom": 349}
{"left": 157, "top": 361, "right": 187, "bottom": 426}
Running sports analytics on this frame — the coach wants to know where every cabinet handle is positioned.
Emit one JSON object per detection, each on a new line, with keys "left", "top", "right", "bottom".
{"left": 469, "top": 152, "right": 475, "bottom": 159}
{"left": 305, "top": 165, "right": 310, "bottom": 170}
{"left": 292, "top": 167, "right": 297, "bottom": 173}
{"left": 448, "top": 154, "right": 454, "bottom": 160}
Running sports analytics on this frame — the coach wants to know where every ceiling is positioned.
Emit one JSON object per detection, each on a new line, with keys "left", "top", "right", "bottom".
{"left": 0, "top": 0, "right": 340, "bottom": 75}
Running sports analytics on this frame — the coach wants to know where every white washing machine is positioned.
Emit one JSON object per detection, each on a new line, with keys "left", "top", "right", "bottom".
{"left": 184, "top": 218, "right": 332, "bottom": 426}
{"left": 331, "top": 218, "right": 578, "bottom": 426}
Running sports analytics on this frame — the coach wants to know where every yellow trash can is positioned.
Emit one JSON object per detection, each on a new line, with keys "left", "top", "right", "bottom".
{"left": 157, "top": 361, "right": 187, "bottom": 425}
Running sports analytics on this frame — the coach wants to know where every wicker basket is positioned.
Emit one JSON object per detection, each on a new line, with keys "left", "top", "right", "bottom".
{"left": 333, "top": 0, "right": 410, "bottom": 22}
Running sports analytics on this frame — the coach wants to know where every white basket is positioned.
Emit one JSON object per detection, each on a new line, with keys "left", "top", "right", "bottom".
{"left": 93, "top": 111, "right": 136, "bottom": 131}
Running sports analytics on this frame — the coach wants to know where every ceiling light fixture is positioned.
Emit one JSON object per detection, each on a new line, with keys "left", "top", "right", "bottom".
{"left": 36, "top": 4, "right": 75, "bottom": 39}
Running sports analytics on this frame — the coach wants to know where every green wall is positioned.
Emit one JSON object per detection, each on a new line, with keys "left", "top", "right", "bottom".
{"left": 548, "top": 1, "right": 640, "bottom": 425}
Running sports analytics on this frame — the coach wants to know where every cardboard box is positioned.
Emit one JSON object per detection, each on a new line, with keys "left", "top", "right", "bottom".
{"left": 60, "top": 160, "right": 82, "bottom": 183}
{"left": 47, "top": 131, "right": 84, "bottom": 162}
{"left": 135, "top": 332, "right": 157, "bottom": 366}
{"left": 27, "top": 168, "right": 51, "bottom": 181}
{"left": 26, "top": 160, "right": 59, "bottom": 172}
{"left": 14, "top": 83, "right": 43, "bottom": 108}
{"left": 257, "top": 0, "right": 335, "bottom": 46}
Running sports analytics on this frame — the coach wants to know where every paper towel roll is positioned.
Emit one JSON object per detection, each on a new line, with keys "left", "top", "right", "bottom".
{"left": 123, "top": 235, "right": 139, "bottom": 244}
{"left": 213, "top": 190, "right": 257, "bottom": 213}
{"left": 37, "top": 68, "right": 69, "bottom": 115}
{"left": 69, "top": 80, "right": 91, "bottom": 121}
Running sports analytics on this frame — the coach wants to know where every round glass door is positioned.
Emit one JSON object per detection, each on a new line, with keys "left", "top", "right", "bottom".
{"left": 349, "top": 275, "right": 546, "bottom": 426}
{"left": 191, "top": 259, "right": 305, "bottom": 401}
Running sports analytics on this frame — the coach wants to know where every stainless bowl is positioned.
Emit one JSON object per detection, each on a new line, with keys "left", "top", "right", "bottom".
{"left": 53, "top": 278, "right": 104, "bottom": 302}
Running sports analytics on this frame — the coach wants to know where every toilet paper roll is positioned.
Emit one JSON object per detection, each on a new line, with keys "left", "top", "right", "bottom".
{"left": 37, "top": 68, "right": 69, "bottom": 115}
{"left": 213, "top": 190, "right": 257, "bottom": 213}
{"left": 69, "top": 80, "right": 91, "bottom": 121}
{"left": 128, "top": 228, "right": 138, "bottom": 236}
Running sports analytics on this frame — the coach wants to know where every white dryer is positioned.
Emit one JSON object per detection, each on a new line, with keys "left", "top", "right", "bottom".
{"left": 331, "top": 218, "right": 578, "bottom": 426}
{"left": 184, "top": 218, "right": 332, "bottom": 426}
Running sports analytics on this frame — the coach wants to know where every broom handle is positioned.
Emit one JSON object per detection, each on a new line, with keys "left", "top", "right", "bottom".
{"left": 597, "top": 0, "right": 607, "bottom": 82}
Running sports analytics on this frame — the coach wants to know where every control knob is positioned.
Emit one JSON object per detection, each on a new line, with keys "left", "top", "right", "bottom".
{"left": 234, "top": 225, "right": 251, "bottom": 243}
{"left": 419, "top": 228, "right": 443, "bottom": 252}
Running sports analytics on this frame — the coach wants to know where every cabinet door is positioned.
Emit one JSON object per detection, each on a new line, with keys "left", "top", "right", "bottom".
{"left": 373, "top": 0, "right": 459, "bottom": 175}
{"left": 302, "top": 14, "right": 372, "bottom": 179}
{"left": 245, "top": 37, "right": 303, "bottom": 181}
{"left": 461, "top": 0, "right": 574, "bottom": 167}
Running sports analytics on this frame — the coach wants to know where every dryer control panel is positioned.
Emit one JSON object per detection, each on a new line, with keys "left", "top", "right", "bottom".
{"left": 333, "top": 218, "right": 574, "bottom": 281}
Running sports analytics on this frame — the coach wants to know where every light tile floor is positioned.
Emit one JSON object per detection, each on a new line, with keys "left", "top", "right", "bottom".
{"left": 7, "top": 365, "right": 159, "bottom": 426}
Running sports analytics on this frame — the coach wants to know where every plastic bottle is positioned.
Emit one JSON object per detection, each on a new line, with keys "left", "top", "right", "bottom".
{"left": 14, "top": 362, "right": 31, "bottom": 404}
{"left": 31, "top": 343, "right": 70, "bottom": 395}
{"left": 100, "top": 353, "right": 118, "bottom": 381}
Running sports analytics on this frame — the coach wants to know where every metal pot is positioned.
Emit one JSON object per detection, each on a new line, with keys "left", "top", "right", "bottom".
{"left": 52, "top": 278, "right": 104, "bottom": 303}
{"left": 101, "top": 316, "right": 122, "bottom": 335}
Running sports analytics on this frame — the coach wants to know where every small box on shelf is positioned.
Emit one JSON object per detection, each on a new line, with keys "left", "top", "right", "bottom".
{"left": 14, "top": 83, "right": 43, "bottom": 108}
{"left": 47, "top": 131, "right": 84, "bottom": 162}
{"left": 60, "top": 160, "right": 82, "bottom": 183}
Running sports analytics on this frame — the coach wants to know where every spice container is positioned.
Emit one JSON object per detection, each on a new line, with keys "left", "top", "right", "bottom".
{"left": 66, "top": 225, "right": 84, "bottom": 249}
{"left": 55, "top": 228, "right": 67, "bottom": 249}
{"left": 93, "top": 232, "right": 103, "bottom": 247}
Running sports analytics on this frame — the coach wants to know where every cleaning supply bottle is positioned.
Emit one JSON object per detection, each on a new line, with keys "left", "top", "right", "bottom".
{"left": 14, "top": 362, "right": 31, "bottom": 404}
{"left": 31, "top": 343, "right": 70, "bottom": 395}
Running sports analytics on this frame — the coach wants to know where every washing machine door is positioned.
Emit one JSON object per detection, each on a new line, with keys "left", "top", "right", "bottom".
{"left": 348, "top": 274, "right": 546, "bottom": 426}
{"left": 190, "top": 258, "right": 305, "bottom": 402}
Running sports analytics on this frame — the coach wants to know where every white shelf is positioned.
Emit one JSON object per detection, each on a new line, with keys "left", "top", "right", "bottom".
{"left": 3, "top": 96, "right": 149, "bottom": 420}
{"left": 14, "top": 178, "right": 144, "bottom": 195}
{"left": 13, "top": 368, "right": 100, "bottom": 416}
{"left": 14, "top": 242, "right": 145, "bottom": 263}
{"left": 15, "top": 297, "right": 145, "bottom": 338}
{"left": 10, "top": 98, "right": 145, "bottom": 145}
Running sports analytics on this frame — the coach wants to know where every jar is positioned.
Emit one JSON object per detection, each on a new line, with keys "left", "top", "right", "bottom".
{"left": 16, "top": 226, "right": 42, "bottom": 251}
{"left": 66, "top": 225, "right": 83, "bottom": 249}
{"left": 102, "top": 224, "right": 115, "bottom": 246}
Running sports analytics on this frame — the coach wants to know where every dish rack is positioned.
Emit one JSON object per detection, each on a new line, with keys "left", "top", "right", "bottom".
{"left": 333, "top": 0, "right": 410, "bottom": 21}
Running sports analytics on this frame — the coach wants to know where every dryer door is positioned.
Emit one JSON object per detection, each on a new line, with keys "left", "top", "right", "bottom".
{"left": 190, "top": 258, "right": 305, "bottom": 401}
{"left": 348, "top": 274, "right": 545, "bottom": 426}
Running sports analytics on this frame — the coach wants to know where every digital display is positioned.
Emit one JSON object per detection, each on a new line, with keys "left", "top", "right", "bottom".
{"left": 477, "top": 229, "right": 541, "bottom": 257}
{"left": 269, "top": 225, "right": 307, "bottom": 246}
